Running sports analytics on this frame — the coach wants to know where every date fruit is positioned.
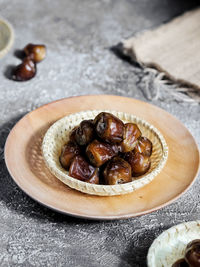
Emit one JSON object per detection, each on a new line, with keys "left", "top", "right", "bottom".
{"left": 134, "top": 136, "right": 152, "bottom": 157}
{"left": 75, "top": 120, "right": 94, "bottom": 146}
{"left": 94, "top": 112, "right": 124, "bottom": 143}
{"left": 120, "top": 123, "right": 141, "bottom": 152}
{"left": 69, "top": 155, "right": 99, "bottom": 184}
{"left": 59, "top": 141, "right": 81, "bottom": 170}
{"left": 185, "top": 239, "right": 200, "bottom": 267}
{"left": 12, "top": 58, "right": 36, "bottom": 81}
{"left": 103, "top": 157, "right": 132, "bottom": 185}
{"left": 86, "top": 140, "right": 116, "bottom": 167}
{"left": 172, "top": 258, "right": 188, "bottom": 267}
{"left": 24, "top": 43, "right": 46, "bottom": 63}
{"left": 124, "top": 151, "right": 151, "bottom": 176}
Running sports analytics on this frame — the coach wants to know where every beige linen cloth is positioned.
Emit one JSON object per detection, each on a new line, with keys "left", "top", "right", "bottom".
{"left": 121, "top": 8, "right": 200, "bottom": 102}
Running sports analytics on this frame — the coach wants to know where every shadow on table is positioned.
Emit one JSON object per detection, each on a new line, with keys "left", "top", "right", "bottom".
{"left": 118, "top": 229, "right": 157, "bottom": 267}
{"left": 0, "top": 115, "right": 95, "bottom": 225}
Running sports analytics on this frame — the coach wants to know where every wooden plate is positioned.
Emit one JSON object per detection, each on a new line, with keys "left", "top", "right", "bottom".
{"left": 4, "top": 95, "right": 200, "bottom": 220}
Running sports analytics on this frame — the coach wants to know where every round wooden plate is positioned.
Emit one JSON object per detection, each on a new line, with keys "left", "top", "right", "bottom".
{"left": 4, "top": 95, "right": 200, "bottom": 220}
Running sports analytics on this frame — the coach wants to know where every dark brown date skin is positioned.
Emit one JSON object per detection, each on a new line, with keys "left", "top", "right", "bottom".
{"left": 59, "top": 141, "right": 81, "bottom": 170}
{"left": 186, "top": 240, "right": 200, "bottom": 250}
{"left": 12, "top": 57, "right": 36, "bottom": 81}
{"left": 124, "top": 151, "right": 151, "bottom": 177}
{"left": 94, "top": 112, "right": 124, "bottom": 143}
{"left": 69, "top": 155, "right": 99, "bottom": 184}
{"left": 103, "top": 157, "right": 132, "bottom": 185}
{"left": 86, "top": 140, "right": 117, "bottom": 167}
{"left": 134, "top": 136, "right": 152, "bottom": 157}
{"left": 120, "top": 123, "right": 141, "bottom": 153}
{"left": 69, "top": 126, "right": 78, "bottom": 143}
{"left": 24, "top": 43, "right": 46, "bottom": 63}
{"left": 75, "top": 120, "right": 94, "bottom": 146}
{"left": 172, "top": 258, "right": 189, "bottom": 267}
{"left": 185, "top": 239, "right": 200, "bottom": 267}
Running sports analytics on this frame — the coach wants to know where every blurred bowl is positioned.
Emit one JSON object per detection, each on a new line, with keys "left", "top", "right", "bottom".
{"left": 147, "top": 220, "right": 200, "bottom": 267}
{"left": 0, "top": 18, "right": 14, "bottom": 58}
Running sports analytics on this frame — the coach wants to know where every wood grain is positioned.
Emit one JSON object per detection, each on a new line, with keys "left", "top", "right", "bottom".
{"left": 4, "top": 95, "right": 200, "bottom": 220}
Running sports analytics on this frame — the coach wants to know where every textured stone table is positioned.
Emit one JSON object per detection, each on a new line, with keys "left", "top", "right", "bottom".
{"left": 0, "top": 1, "right": 200, "bottom": 266}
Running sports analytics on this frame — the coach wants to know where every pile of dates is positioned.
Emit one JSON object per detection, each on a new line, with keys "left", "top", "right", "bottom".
{"left": 172, "top": 239, "right": 200, "bottom": 267}
{"left": 12, "top": 44, "right": 46, "bottom": 81}
{"left": 59, "top": 112, "right": 153, "bottom": 185}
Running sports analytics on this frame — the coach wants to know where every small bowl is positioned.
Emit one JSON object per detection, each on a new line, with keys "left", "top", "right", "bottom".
{"left": 0, "top": 18, "right": 14, "bottom": 58}
{"left": 147, "top": 220, "right": 200, "bottom": 267}
{"left": 42, "top": 110, "right": 168, "bottom": 196}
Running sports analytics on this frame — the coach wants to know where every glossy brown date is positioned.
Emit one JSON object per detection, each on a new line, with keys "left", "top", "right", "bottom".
{"left": 185, "top": 239, "right": 200, "bottom": 267}
{"left": 69, "top": 155, "right": 99, "bottom": 184}
{"left": 87, "top": 169, "right": 99, "bottom": 184}
{"left": 111, "top": 143, "right": 121, "bottom": 154}
{"left": 59, "top": 141, "right": 81, "bottom": 170}
{"left": 86, "top": 140, "right": 116, "bottom": 167}
{"left": 69, "top": 126, "right": 79, "bottom": 143}
{"left": 124, "top": 151, "right": 151, "bottom": 176}
{"left": 94, "top": 112, "right": 124, "bottom": 143}
{"left": 75, "top": 120, "right": 94, "bottom": 146}
{"left": 172, "top": 258, "right": 188, "bottom": 267}
{"left": 24, "top": 43, "right": 46, "bottom": 63}
{"left": 103, "top": 157, "right": 132, "bottom": 185}
{"left": 134, "top": 136, "right": 152, "bottom": 157}
{"left": 120, "top": 123, "right": 141, "bottom": 153}
{"left": 12, "top": 58, "right": 36, "bottom": 81}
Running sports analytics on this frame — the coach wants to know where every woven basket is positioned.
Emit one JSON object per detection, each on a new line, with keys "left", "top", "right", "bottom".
{"left": 42, "top": 110, "right": 168, "bottom": 196}
{"left": 147, "top": 220, "right": 200, "bottom": 267}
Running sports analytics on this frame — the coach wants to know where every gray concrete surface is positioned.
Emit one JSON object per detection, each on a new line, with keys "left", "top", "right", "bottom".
{"left": 0, "top": 0, "right": 200, "bottom": 266}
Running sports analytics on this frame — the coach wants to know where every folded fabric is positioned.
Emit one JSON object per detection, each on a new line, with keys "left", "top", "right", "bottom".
{"left": 120, "top": 8, "right": 200, "bottom": 102}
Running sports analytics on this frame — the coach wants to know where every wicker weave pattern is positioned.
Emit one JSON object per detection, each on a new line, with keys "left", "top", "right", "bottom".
{"left": 42, "top": 110, "right": 168, "bottom": 196}
{"left": 147, "top": 220, "right": 200, "bottom": 267}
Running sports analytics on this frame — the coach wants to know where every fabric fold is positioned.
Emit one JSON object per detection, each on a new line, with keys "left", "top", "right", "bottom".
{"left": 120, "top": 8, "right": 200, "bottom": 102}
